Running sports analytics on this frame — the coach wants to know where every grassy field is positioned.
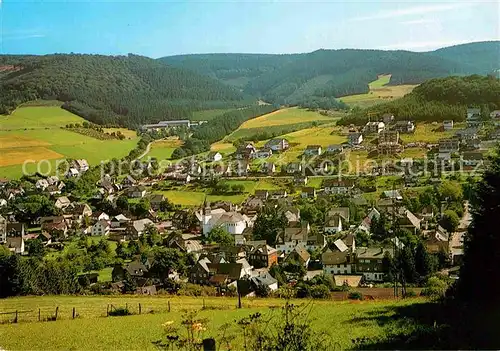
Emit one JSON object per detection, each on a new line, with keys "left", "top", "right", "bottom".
{"left": 0, "top": 106, "right": 139, "bottom": 178}
{"left": 340, "top": 75, "right": 417, "bottom": 109}
{"left": 400, "top": 123, "right": 462, "bottom": 143}
{"left": 146, "top": 139, "right": 183, "bottom": 160}
{"left": 210, "top": 141, "right": 237, "bottom": 155}
{"left": 0, "top": 295, "right": 426, "bottom": 350}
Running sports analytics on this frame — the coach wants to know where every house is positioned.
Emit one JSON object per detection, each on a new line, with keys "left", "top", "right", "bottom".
{"left": 41, "top": 217, "right": 68, "bottom": 239}
{"left": 466, "top": 108, "right": 481, "bottom": 127}
{"left": 439, "top": 138, "right": 460, "bottom": 153}
{"left": 148, "top": 194, "right": 165, "bottom": 210}
{"left": 364, "top": 121, "right": 385, "bottom": 134}
{"left": 356, "top": 247, "right": 393, "bottom": 282}
{"left": 285, "top": 244, "right": 310, "bottom": 267}
{"left": 276, "top": 221, "right": 310, "bottom": 254}
{"left": 235, "top": 146, "right": 256, "bottom": 160}
{"left": 324, "top": 208, "right": 350, "bottom": 234}
{"left": 264, "top": 138, "right": 289, "bottom": 152}
{"left": 293, "top": 175, "right": 308, "bottom": 186}
{"left": 393, "top": 120, "right": 415, "bottom": 133}
{"left": 111, "top": 214, "right": 131, "bottom": 228}
{"left": 423, "top": 226, "right": 449, "bottom": 254}
{"left": 165, "top": 172, "right": 191, "bottom": 184}
{"left": 261, "top": 162, "right": 276, "bottom": 175}
{"left": 72, "top": 159, "right": 90, "bottom": 172}
{"left": 382, "top": 113, "right": 395, "bottom": 124}
{"left": 189, "top": 257, "right": 212, "bottom": 284}
{"left": 326, "top": 144, "right": 344, "bottom": 154}
{"left": 301, "top": 187, "right": 316, "bottom": 199}
{"left": 333, "top": 275, "right": 362, "bottom": 288}
{"left": 378, "top": 131, "right": 402, "bottom": 155}
{"left": 455, "top": 128, "right": 479, "bottom": 143}
{"left": 6, "top": 222, "right": 25, "bottom": 237}
{"left": 35, "top": 179, "right": 49, "bottom": 190}
{"left": 68, "top": 203, "right": 93, "bottom": 222}
{"left": 269, "top": 190, "right": 288, "bottom": 200}
{"left": 304, "top": 145, "right": 322, "bottom": 156}
{"left": 122, "top": 175, "right": 137, "bottom": 187}
{"left": 254, "top": 190, "right": 269, "bottom": 200}
{"left": 247, "top": 244, "right": 278, "bottom": 269}
{"left": 250, "top": 272, "right": 278, "bottom": 292}
{"left": 92, "top": 211, "right": 110, "bottom": 222}
{"left": 5, "top": 236, "right": 25, "bottom": 254}
{"left": 443, "top": 120, "right": 454, "bottom": 131}
{"left": 253, "top": 148, "right": 273, "bottom": 159}
{"left": 91, "top": 220, "right": 110, "bottom": 236}
{"left": 396, "top": 209, "right": 421, "bottom": 233}
{"left": 207, "top": 152, "right": 223, "bottom": 162}
{"left": 357, "top": 208, "right": 381, "bottom": 234}
{"left": 322, "top": 179, "right": 355, "bottom": 195}
{"left": 322, "top": 238, "right": 355, "bottom": 275}
{"left": 0, "top": 215, "right": 6, "bottom": 243}
{"left": 126, "top": 219, "right": 154, "bottom": 239}
{"left": 244, "top": 196, "right": 265, "bottom": 210}
{"left": 382, "top": 190, "right": 403, "bottom": 201}
{"left": 213, "top": 164, "right": 232, "bottom": 177}
{"left": 199, "top": 207, "right": 252, "bottom": 237}
{"left": 127, "top": 186, "right": 147, "bottom": 198}
{"left": 285, "top": 163, "right": 302, "bottom": 174}
{"left": 348, "top": 132, "right": 363, "bottom": 145}
{"left": 234, "top": 160, "right": 250, "bottom": 177}
{"left": 54, "top": 196, "right": 71, "bottom": 210}
{"left": 462, "top": 151, "right": 483, "bottom": 167}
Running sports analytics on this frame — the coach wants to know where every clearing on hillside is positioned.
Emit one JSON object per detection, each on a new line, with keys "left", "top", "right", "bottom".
{"left": 0, "top": 105, "right": 139, "bottom": 178}
{"left": 340, "top": 74, "right": 417, "bottom": 108}
{"left": 145, "top": 139, "right": 183, "bottom": 160}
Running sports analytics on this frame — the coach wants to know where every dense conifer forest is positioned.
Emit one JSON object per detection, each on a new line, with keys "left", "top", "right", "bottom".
{"left": 0, "top": 54, "right": 252, "bottom": 128}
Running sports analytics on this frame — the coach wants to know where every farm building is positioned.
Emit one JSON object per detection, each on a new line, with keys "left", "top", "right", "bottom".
{"left": 264, "top": 138, "right": 289, "bottom": 152}
{"left": 348, "top": 132, "right": 363, "bottom": 145}
{"left": 304, "top": 145, "right": 322, "bottom": 156}
{"left": 393, "top": 121, "right": 415, "bottom": 133}
{"left": 377, "top": 131, "right": 402, "bottom": 155}
{"left": 364, "top": 121, "right": 385, "bottom": 134}
{"left": 443, "top": 120, "right": 454, "bottom": 131}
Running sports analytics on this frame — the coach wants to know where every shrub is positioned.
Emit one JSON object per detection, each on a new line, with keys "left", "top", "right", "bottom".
{"left": 310, "top": 284, "right": 330, "bottom": 299}
{"left": 405, "top": 290, "right": 418, "bottom": 298}
{"left": 421, "top": 276, "right": 448, "bottom": 299}
{"left": 348, "top": 291, "right": 363, "bottom": 300}
{"left": 177, "top": 283, "right": 217, "bottom": 297}
{"left": 109, "top": 307, "right": 131, "bottom": 316}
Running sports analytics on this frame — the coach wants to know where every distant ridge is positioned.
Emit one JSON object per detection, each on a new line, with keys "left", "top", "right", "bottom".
{"left": 160, "top": 41, "right": 500, "bottom": 110}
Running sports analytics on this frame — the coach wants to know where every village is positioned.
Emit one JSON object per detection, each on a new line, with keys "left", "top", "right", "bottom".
{"left": 0, "top": 107, "right": 490, "bottom": 297}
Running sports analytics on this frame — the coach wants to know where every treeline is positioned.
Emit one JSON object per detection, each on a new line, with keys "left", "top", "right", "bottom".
{"left": 339, "top": 75, "right": 500, "bottom": 126}
{"left": 171, "top": 105, "right": 278, "bottom": 158}
{"left": 0, "top": 54, "right": 252, "bottom": 128}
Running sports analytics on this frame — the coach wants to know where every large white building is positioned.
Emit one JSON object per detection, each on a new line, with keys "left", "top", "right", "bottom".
{"left": 198, "top": 207, "right": 253, "bottom": 237}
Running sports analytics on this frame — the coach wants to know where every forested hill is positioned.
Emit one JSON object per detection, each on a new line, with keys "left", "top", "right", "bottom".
{"left": 338, "top": 75, "right": 500, "bottom": 126}
{"left": 0, "top": 54, "right": 252, "bottom": 128}
{"left": 160, "top": 41, "right": 500, "bottom": 109}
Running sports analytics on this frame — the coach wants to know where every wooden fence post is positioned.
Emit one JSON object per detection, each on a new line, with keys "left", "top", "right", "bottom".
{"left": 38, "top": 308, "right": 41, "bottom": 322}
{"left": 168, "top": 301, "right": 171, "bottom": 312}
{"left": 14, "top": 310, "right": 18, "bottom": 323}
{"left": 55, "top": 306, "right": 59, "bottom": 321}
{"left": 138, "top": 303, "right": 141, "bottom": 315}
{"left": 203, "top": 299, "right": 206, "bottom": 309}
{"left": 106, "top": 305, "right": 109, "bottom": 317}
{"left": 125, "top": 303, "right": 128, "bottom": 311}
{"left": 72, "top": 307, "right": 76, "bottom": 319}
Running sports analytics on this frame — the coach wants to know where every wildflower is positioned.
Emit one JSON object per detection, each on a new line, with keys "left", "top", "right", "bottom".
{"left": 192, "top": 322, "right": 204, "bottom": 331}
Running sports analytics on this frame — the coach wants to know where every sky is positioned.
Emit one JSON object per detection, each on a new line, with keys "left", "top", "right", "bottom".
{"left": 1, "top": 0, "right": 499, "bottom": 57}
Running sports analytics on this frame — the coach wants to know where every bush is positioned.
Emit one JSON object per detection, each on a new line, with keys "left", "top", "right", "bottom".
{"left": 108, "top": 307, "right": 131, "bottom": 316}
{"left": 177, "top": 283, "right": 218, "bottom": 297}
{"left": 421, "top": 276, "right": 449, "bottom": 299}
{"left": 348, "top": 291, "right": 363, "bottom": 300}
{"left": 310, "top": 284, "right": 330, "bottom": 299}
{"left": 405, "top": 290, "right": 418, "bottom": 297}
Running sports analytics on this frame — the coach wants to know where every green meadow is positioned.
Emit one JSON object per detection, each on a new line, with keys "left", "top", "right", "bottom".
{"left": 0, "top": 295, "right": 426, "bottom": 351}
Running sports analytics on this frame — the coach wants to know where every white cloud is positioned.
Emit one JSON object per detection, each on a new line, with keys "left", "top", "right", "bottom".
{"left": 350, "top": 3, "right": 475, "bottom": 22}
{"left": 3, "top": 34, "right": 46, "bottom": 41}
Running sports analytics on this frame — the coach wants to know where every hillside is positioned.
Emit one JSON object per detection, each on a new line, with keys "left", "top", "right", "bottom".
{"left": 160, "top": 41, "right": 500, "bottom": 109}
{"left": 0, "top": 54, "right": 252, "bottom": 128}
{"left": 339, "top": 75, "right": 500, "bottom": 125}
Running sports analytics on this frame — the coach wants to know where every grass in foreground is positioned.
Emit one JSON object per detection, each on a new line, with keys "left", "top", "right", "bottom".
{"left": 0, "top": 295, "right": 426, "bottom": 351}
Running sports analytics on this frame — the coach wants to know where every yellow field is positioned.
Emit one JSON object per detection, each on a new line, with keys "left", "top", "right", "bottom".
{"left": 235, "top": 107, "right": 332, "bottom": 130}
{"left": 0, "top": 135, "right": 50, "bottom": 148}
{"left": 0, "top": 147, "right": 64, "bottom": 167}
{"left": 279, "top": 124, "right": 346, "bottom": 148}
{"left": 210, "top": 142, "right": 236, "bottom": 154}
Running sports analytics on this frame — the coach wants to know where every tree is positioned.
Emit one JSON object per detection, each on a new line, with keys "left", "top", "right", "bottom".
{"left": 438, "top": 181, "right": 463, "bottom": 203}
{"left": 115, "top": 241, "right": 130, "bottom": 260}
{"left": 133, "top": 198, "right": 151, "bottom": 217}
{"left": 149, "top": 247, "right": 186, "bottom": 282}
{"left": 206, "top": 226, "right": 234, "bottom": 246}
{"left": 414, "top": 242, "right": 437, "bottom": 282}
{"left": 457, "top": 148, "right": 500, "bottom": 302}
{"left": 440, "top": 210, "right": 460, "bottom": 233}
{"left": 253, "top": 205, "right": 288, "bottom": 245}
{"left": 231, "top": 184, "right": 245, "bottom": 194}
{"left": 26, "top": 239, "right": 46, "bottom": 259}
{"left": 116, "top": 196, "right": 129, "bottom": 211}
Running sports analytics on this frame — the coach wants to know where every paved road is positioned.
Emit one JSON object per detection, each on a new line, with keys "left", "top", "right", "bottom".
{"left": 459, "top": 201, "right": 472, "bottom": 230}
